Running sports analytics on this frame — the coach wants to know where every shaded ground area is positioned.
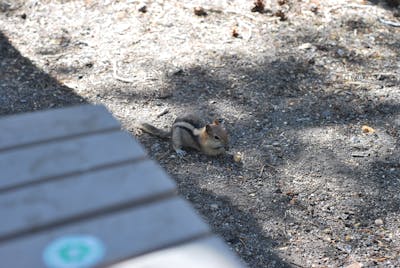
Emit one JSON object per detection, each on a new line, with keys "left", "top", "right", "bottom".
{"left": 1, "top": 0, "right": 399, "bottom": 267}
{"left": 0, "top": 32, "right": 85, "bottom": 115}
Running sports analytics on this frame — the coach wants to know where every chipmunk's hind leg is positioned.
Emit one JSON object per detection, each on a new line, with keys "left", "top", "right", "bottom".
{"left": 172, "top": 128, "right": 187, "bottom": 157}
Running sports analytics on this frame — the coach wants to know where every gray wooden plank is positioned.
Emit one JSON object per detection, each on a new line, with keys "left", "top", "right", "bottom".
{"left": 0, "top": 197, "right": 210, "bottom": 268}
{"left": 0, "top": 105, "right": 120, "bottom": 151}
{"left": 110, "top": 236, "right": 246, "bottom": 268}
{"left": 0, "top": 131, "right": 146, "bottom": 191}
{"left": 0, "top": 160, "right": 176, "bottom": 240}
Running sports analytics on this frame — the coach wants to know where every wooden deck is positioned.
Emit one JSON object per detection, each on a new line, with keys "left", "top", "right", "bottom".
{"left": 0, "top": 105, "right": 245, "bottom": 268}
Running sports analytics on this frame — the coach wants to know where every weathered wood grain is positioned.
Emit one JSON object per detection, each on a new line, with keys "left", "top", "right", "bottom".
{"left": 0, "top": 131, "right": 146, "bottom": 191}
{"left": 0, "top": 105, "right": 120, "bottom": 151}
{"left": 0, "top": 198, "right": 210, "bottom": 268}
{"left": 0, "top": 160, "right": 176, "bottom": 240}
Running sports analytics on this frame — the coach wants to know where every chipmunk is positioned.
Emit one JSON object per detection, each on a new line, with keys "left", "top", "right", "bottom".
{"left": 139, "top": 114, "right": 229, "bottom": 156}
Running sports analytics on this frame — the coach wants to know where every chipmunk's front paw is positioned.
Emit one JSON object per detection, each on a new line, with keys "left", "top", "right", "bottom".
{"left": 175, "top": 149, "right": 187, "bottom": 157}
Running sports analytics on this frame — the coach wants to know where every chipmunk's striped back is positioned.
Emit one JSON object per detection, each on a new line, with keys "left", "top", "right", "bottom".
{"left": 139, "top": 114, "right": 228, "bottom": 156}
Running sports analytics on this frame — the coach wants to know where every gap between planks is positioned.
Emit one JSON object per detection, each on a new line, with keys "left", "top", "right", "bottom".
{"left": 0, "top": 189, "right": 178, "bottom": 243}
{"left": 0, "top": 127, "right": 121, "bottom": 153}
{"left": 0, "top": 156, "right": 148, "bottom": 194}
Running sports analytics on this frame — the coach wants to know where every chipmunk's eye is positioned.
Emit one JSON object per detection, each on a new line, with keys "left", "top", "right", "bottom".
{"left": 214, "top": 135, "right": 220, "bottom": 140}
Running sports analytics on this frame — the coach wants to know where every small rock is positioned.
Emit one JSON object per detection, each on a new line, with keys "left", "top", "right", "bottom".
{"left": 337, "top": 48, "right": 345, "bottom": 57}
{"left": 210, "top": 203, "right": 219, "bottom": 210}
{"left": 322, "top": 228, "right": 332, "bottom": 234}
{"left": 375, "top": 218, "right": 384, "bottom": 226}
{"left": 172, "top": 69, "right": 184, "bottom": 76}
{"left": 298, "top": 43, "right": 313, "bottom": 50}
{"left": 194, "top": 7, "right": 207, "bottom": 16}
{"left": 310, "top": 4, "right": 318, "bottom": 13}
{"left": 307, "top": 57, "right": 315, "bottom": 64}
{"left": 138, "top": 5, "right": 147, "bottom": 13}
{"left": 251, "top": 0, "right": 265, "bottom": 13}
{"left": 274, "top": 9, "right": 287, "bottom": 21}
{"left": 233, "top": 152, "right": 242, "bottom": 163}
{"left": 351, "top": 152, "right": 369, "bottom": 157}
{"left": 232, "top": 27, "right": 239, "bottom": 38}
{"left": 322, "top": 235, "right": 331, "bottom": 242}
{"left": 362, "top": 125, "right": 375, "bottom": 134}
{"left": 344, "top": 244, "right": 352, "bottom": 253}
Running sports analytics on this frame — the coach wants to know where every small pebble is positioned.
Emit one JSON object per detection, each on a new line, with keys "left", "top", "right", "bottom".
{"left": 138, "top": 5, "right": 147, "bottom": 13}
{"left": 298, "top": 43, "right": 313, "bottom": 50}
{"left": 232, "top": 27, "right": 239, "bottom": 38}
{"left": 210, "top": 203, "right": 219, "bottom": 210}
{"left": 194, "top": 7, "right": 207, "bottom": 16}
{"left": 375, "top": 218, "right": 384, "bottom": 226}
{"left": 233, "top": 152, "right": 242, "bottom": 162}
{"left": 322, "top": 228, "right": 332, "bottom": 234}
{"left": 310, "top": 4, "right": 318, "bottom": 13}
{"left": 337, "top": 48, "right": 345, "bottom": 57}
{"left": 322, "top": 235, "right": 331, "bottom": 242}
{"left": 362, "top": 125, "right": 375, "bottom": 134}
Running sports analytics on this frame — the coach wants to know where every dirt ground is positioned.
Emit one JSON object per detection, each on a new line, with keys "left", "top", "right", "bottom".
{"left": 1, "top": 0, "right": 399, "bottom": 267}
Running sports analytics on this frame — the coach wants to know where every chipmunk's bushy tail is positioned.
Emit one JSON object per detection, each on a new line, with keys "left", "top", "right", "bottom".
{"left": 139, "top": 123, "right": 171, "bottom": 139}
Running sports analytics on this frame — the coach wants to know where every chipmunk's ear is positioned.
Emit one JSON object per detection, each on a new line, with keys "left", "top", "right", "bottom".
{"left": 205, "top": 124, "right": 213, "bottom": 134}
{"left": 213, "top": 118, "right": 224, "bottom": 125}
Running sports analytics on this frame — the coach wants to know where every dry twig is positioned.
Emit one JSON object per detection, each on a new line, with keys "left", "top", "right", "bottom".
{"left": 157, "top": 109, "right": 169, "bottom": 118}
{"left": 378, "top": 17, "right": 400, "bottom": 27}
{"left": 259, "top": 164, "right": 265, "bottom": 177}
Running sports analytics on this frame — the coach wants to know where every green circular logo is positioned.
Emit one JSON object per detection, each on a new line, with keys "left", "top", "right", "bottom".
{"left": 43, "top": 235, "right": 105, "bottom": 268}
